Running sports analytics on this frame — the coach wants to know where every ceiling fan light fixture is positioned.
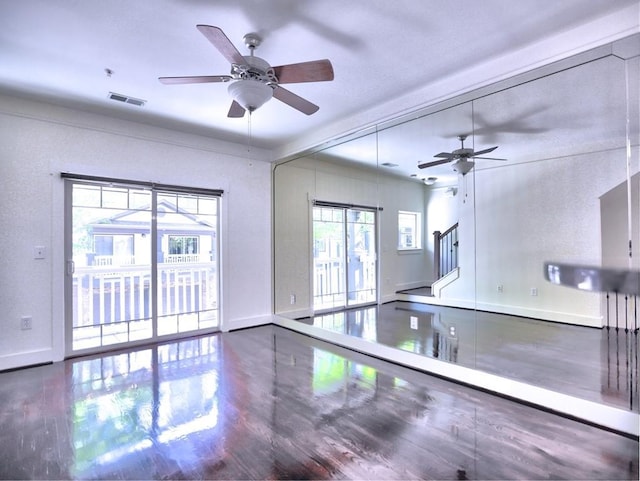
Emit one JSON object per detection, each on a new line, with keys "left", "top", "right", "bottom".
{"left": 424, "top": 176, "right": 438, "bottom": 185}
{"left": 452, "top": 159, "right": 474, "bottom": 175}
{"left": 227, "top": 79, "right": 273, "bottom": 112}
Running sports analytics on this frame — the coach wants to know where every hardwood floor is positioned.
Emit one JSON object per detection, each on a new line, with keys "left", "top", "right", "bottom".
{"left": 297, "top": 301, "right": 639, "bottom": 412}
{"left": 0, "top": 325, "right": 637, "bottom": 480}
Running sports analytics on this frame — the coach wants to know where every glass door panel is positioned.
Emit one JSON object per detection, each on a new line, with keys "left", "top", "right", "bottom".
{"left": 70, "top": 183, "right": 153, "bottom": 350}
{"left": 156, "top": 192, "right": 219, "bottom": 336}
{"left": 346, "top": 209, "right": 376, "bottom": 306}
{"left": 313, "top": 206, "right": 377, "bottom": 311}
{"left": 313, "top": 207, "right": 345, "bottom": 310}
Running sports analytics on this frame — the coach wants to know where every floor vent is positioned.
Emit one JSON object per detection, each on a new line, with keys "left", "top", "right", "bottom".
{"left": 108, "top": 92, "right": 146, "bottom": 107}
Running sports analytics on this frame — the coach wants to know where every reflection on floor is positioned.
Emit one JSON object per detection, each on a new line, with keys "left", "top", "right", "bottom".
{"left": 0, "top": 326, "right": 637, "bottom": 480}
{"left": 297, "top": 301, "right": 640, "bottom": 412}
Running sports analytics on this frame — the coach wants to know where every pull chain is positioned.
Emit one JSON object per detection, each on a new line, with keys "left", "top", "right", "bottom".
{"left": 247, "top": 111, "right": 253, "bottom": 163}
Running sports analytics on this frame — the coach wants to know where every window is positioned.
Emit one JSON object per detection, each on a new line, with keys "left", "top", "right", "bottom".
{"left": 398, "top": 211, "right": 422, "bottom": 249}
{"left": 94, "top": 235, "right": 134, "bottom": 256}
{"left": 169, "top": 236, "right": 199, "bottom": 255}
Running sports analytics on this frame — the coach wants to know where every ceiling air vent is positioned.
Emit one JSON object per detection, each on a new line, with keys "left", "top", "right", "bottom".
{"left": 108, "top": 92, "right": 146, "bottom": 107}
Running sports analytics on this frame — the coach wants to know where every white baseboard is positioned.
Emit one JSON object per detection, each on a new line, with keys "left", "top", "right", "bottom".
{"left": 396, "top": 293, "right": 475, "bottom": 310}
{"left": 474, "top": 301, "right": 603, "bottom": 327}
{"left": 0, "top": 348, "right": 53, "bottom": 372}
{"left": 395, "top": 280, "right": 429, "bottom": 291}
{"left": 222, "top": 314, "right": 273, "bottom": 332}
{"left": 396, "top": 293, "right": 603, "bottom": 327}
{"left": 380, "top": 293, "right": 398, "bottom": 304}
{"left": 273, "top": 307, "right": 313, "bottom": 320}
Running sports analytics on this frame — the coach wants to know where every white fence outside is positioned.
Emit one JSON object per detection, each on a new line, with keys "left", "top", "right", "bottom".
{"left": 72, "top": 261, "right": 218, "bottom": 350}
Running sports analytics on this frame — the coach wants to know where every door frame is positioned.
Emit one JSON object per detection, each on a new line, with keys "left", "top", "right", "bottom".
{"left": 63, "top": 174, "right": 223, "bottom": 358}
{"left": 311, "top": 200, "right": 379, "bottom": 314}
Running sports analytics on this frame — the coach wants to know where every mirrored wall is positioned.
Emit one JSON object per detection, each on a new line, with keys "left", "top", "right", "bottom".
{"left": 273, "top": 35, "right": 639, "bottom": 423}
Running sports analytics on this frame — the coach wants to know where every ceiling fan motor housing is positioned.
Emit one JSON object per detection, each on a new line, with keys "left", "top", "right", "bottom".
{"left": 232, "top": 56, "right": 277, "bottom": 83}
{"left": 453, "top": 148, "right": 474, "bottom": 157}
{"left": 228, "top": 56, "right": 277, "bottom": 112}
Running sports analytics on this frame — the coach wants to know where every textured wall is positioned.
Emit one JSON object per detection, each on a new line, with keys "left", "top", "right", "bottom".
{"left": 273, "top": 157, "right": 428, "bottom": 317}
{"left": 0, "top": 95, "right": 273, "bottom": 370}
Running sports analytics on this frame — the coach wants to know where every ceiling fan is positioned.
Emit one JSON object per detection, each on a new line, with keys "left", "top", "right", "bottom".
{"left": 418, "top": 135, "right": 505, "bottom": 175}
{"left": 159, "top": 25, "right": 334, "bottom": 117}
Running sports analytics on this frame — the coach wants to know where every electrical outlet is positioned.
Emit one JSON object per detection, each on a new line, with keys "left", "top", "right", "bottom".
{"left": 410, "top": 316, "right": 418, "bottom": 329}
{"left": 497, "top": 284, "right": 503, "bottom": 293}
{"left": 21, "top": 316, "right": 32, "bottom": 330}
{"left": 290, "top": 294, "right": 296, "bottom": 305}
{"left": 531, "top": 287, "right": 538, "bottom": 296}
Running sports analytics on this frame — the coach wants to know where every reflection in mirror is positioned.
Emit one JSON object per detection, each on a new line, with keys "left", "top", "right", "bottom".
{"left": 273, "top": 35, "right": 639, "bottom": 421}
{"left": 274, "top": 129, "right": 381, "bottom": 318}
{"left": 470, "top": 52, "right": 637, "bottom": 326}
{"left": 295, "top": 301, "right": 635, "bottom": 411}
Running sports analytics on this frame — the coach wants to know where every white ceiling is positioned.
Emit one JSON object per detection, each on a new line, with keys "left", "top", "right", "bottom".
{"left": 0, "top": 0, "right": 638, "bottom": 173}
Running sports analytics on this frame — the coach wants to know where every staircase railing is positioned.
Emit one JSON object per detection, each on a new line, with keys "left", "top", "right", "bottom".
{"left": 603, "top": 291, "right": 638, "bottom": 411}
{"left": 433, "top": 222, "right": 459, "bottom": 280}
{"left": 605, "top": 291, "right": 639, "bottom": 332}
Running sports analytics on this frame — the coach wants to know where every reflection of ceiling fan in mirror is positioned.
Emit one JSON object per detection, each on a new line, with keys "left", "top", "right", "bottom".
{"left": 159, "top": 25, "right": 334, "bottom": 117}
{"left": 418, "top": 135, "right": 506, "bottom": 175}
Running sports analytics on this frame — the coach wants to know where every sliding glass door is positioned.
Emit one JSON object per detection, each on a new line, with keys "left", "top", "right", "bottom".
{"left": 155, "top": 191, "right": 218, "bottom": 336}
{"left": 312, "top": 205, "right": 377, "bottom": 311}
{"left": 65, "top": 179, "right": 220, "bottom": 354}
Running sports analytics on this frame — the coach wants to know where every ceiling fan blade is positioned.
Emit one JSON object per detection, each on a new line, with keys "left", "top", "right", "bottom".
{"left": 418, "top": 158, "right": 452, "bottom": 169}
{"left": 273, "top": 86, "right": 319, "bottom": 115}
{"left": 196, "top": 25, "right": 246, "bottom": 66}
{"left": 158, "top": 75, "right": 232, "bottom": 85}
{"left": 472, "top": 146, "right": 498, "bottom": 156}
{"left": 434, "top": 152, "right": 456, "bottom": 159}
{"left": 227, "top": 100, "right": 246, "bottom": 118}
{"left": 272, "top": 59, "right": 334, "bottom": 84}
{"left": 474, "top": 156, "right": 507, "bottom": 161}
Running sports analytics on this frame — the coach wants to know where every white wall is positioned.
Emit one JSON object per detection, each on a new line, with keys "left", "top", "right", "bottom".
{"left": 0, "top": 94, "right": 273, "bottom": 370}
{"left": 424, "top": 185, "right": 460, "bottom": 281}
{"left": 273, "top": 157, "right": 427, "bottom": 317}
{"left": 378, "top": 176, "right": 431, "bottom": 296}
{"left": 601, "top": 173, "right": 640, "bottom": 270}
{"left": 434, "top": 148, "right": 634, "bottom": 327}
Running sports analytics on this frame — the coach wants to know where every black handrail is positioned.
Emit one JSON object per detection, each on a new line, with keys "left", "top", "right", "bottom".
{"left": 433, "top": 222, "right": 459, "bottom": 280}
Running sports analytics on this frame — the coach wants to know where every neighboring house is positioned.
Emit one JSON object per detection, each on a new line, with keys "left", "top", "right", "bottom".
{"left": 80, "top": 199, "right": 216, "bottom": 267}
{"left": 71, "top": 199, "right": 218, "bottom": 330}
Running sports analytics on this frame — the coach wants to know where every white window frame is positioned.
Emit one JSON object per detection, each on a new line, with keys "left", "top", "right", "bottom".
{"left": 398, "top": 210, "right": 422, "bottom": 250}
